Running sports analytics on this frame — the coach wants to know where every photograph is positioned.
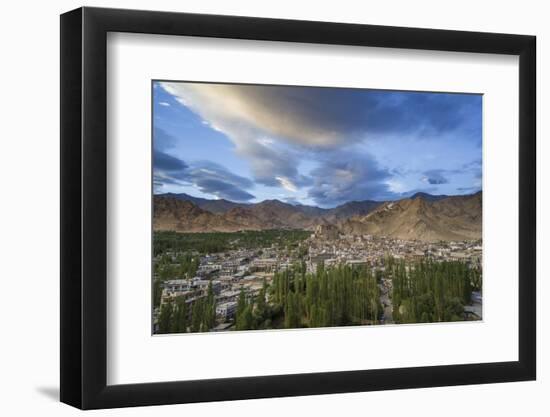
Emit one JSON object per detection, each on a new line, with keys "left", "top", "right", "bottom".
{"left": 151, "top": 81, "right": 483, "bottom": 334}
{"left": 53, "top": 4, "right": 538, "bottom": 411}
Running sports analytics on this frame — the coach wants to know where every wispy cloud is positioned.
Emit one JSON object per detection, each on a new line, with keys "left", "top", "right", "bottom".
{"left": 153, "top": 129, "right": 255, "bottom": 201}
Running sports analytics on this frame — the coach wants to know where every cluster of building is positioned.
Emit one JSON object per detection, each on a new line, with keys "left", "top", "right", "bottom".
{"left": 307, "top": 228, "right": 482, "bottom": 274}
{"left": 154, "top": 229, "right": 482, "bottom": 332}
{"left": 154, "top": 247, "right": 300, "bottom": 331}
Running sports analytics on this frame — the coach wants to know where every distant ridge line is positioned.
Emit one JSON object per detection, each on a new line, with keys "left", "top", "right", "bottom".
{"left": 153, "top": 191, "right": 482, "bottom": 241}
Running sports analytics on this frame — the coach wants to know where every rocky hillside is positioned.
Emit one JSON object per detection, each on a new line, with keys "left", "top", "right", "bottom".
{"left": 153, "top": 197, "right": 244, "bottom": 232}
{"left": 339, "top": 192, "right": 482, "bottom": 241}
{"left": 156, "top": 192, "right": 381, "bottom": 220}
{"left": 153, "top": 192, "right": 482, "bottom": 241}
{"left": 157, "top": 193, "right": 245, "bottom": 214}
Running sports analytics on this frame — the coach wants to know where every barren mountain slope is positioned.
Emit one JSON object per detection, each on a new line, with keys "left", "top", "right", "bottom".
{"left": 153, "top": 196, "right": 245, "bottom": 232}
{"left": 153, "top": 192, "right": 481, "bottom": 240}
{"left": 339, "top": 192, "right": 481, "bottom": 241}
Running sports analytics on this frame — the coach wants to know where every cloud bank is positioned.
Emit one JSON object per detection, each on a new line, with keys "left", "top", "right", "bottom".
{"left": 154, "top": 82, "right": 482, "bottom": 205}
{"left": 153, "top": 128, "right": 255, "bottom": 201}
{"left": 308, "top": 152, "right": 393, "bottom": 206}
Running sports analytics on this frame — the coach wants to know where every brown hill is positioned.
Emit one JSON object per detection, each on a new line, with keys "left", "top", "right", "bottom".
{"left": 339, "top": 192, "right": 481, "bottom": 241}
{"left": 242, "top": 200, "right": 319, "bottom": 229}
{"left": 153, "top": 192, "right": 481, "bottom": 241}
{"left": 153, "top": 196, "right": 245, "bottom": 232}
{"left": 153, "top": 197, "right": 320, "bottom": 232}
{"left": 157, "top": 193, "right": 247, "bottom": 214}
{"left": 155, "top": 192, "right": 381, "bottom": 220}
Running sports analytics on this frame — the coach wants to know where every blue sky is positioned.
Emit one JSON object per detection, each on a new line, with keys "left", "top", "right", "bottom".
{"left": 153, "top": 81, "right": 482, "bottom": 208}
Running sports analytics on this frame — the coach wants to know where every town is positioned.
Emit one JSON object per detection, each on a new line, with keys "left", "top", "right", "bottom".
{"left": 153, "top": 226, "right": 483, "bottom": 333}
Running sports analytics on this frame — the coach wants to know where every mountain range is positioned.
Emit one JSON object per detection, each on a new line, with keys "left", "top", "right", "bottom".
{"left": 157, "top": 192, "right": 381, "bottom": 218}
{"left": 153, "top": 191, "right": 482, "bottom": 241}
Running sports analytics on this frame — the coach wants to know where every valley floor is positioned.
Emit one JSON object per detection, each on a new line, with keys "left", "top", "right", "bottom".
{"left": 153, "top": 230, "right": 482, "bottom": 334}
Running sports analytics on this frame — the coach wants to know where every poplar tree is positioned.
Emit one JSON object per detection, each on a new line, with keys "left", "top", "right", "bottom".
{"left": 158, "top": 301, "right": 173, "bottom": 334}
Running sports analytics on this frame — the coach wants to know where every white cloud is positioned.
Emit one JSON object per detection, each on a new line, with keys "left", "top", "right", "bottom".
{"left": 160, "top": 82, "right": 315, "bottom": 189}
{"left": 160, "top": 82, "right": 352, "bottom": 148}
{"left": 387, "top": 178, "right": 406, "bottom": 193}
{"left": 159, "top": 101, "right": 170, "bottom": 107}
{"left": 275, "top": 176, "right": 298, "bottom": 192}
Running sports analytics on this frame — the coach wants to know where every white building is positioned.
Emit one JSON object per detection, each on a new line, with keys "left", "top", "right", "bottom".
{"left": 216, "top": 301, "right": 238, "bottom": 320}
{"left": 163, "top": 279, "right": 191, "bottom": 293}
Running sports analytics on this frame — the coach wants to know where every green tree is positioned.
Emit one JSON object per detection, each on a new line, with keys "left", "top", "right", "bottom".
{"left": 171, "top": 297, "right": 188, "bottom": 333}
{"left": 256, "top": 280, "right": 267, "bottom": 317}
{"left": 191, "top": 299, "right": 205, "bottom": 332}
{"left": 201, "top": 281, "right": 216, "bottom": 330}
{"left": 153, "top": 278, "right": 163, "bottom": 308}
{"left": 158, "top": 301, "right": 173, "bottom": 334}
{"left": 235, "top": 289, "right": 251, "bottom": 330}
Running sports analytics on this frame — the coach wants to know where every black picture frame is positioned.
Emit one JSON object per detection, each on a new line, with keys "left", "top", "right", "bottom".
{"left": 60, "top": 6, "right": 536, "bottom": 410}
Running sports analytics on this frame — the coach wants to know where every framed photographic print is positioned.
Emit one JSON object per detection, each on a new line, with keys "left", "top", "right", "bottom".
{"left": 60, "top": 7, "right": 536, "bottom": 409}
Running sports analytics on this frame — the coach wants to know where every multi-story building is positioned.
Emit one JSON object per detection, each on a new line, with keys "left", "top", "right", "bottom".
{"left": 216, "top": 301, "right": 238, "bottom": 320}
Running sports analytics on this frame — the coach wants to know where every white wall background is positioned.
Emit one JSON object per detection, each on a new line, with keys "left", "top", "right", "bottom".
{"left": 0, "top": 0, "right": 546, "bottom": 415}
